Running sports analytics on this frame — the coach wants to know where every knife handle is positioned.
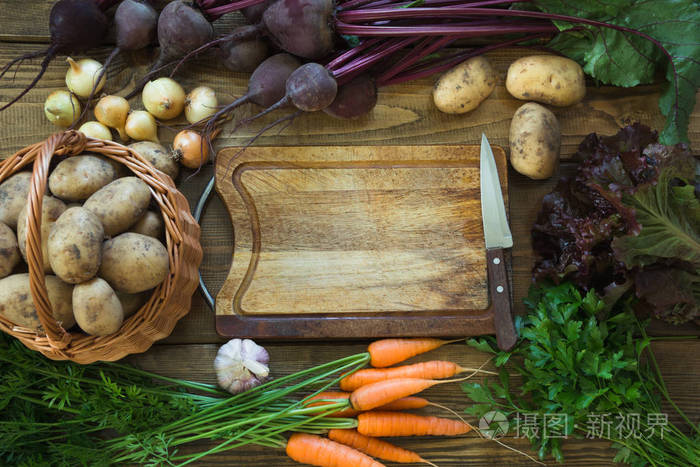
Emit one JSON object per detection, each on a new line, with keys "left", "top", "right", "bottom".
{"left": 487, "top": 248, "right": 517, "bottom": 351}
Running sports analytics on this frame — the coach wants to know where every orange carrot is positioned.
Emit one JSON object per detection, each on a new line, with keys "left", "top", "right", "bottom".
{"left": 367, "top": 338, "right": 456, "bottom": 368}
{"left": 357, "top": 411, "right": 473, "bottom": 437}
{"left": 306, "top": 392, "right": 428, "bottom": 416}
{"left": 341, "top": 360, "right": 469, "bottom": 391}
{"left": 350, "top": 377, "right": 460, "bottom": 411}
{"left": 306, "top": 392, "right": 359, "bottom": 418}
{"left": 375, "top": 396, "right": 429, "bottom": 411}
{"left": 286, "top": 433, "right": 385, "bottom": 467}
{"left": 328, "top": 429, "right": 434, "bottom": 465}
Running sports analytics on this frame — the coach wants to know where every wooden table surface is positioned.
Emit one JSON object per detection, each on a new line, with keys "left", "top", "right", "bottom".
{"left": 1, "top": 2, "right": 698, "bottom": 465}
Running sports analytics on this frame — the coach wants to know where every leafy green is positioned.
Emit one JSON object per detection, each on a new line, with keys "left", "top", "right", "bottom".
{"left": 534, "top": 0, "right": 700, "bottom": 144}
{"left": 463, "top": 282, "right": 700, "bottom": 465}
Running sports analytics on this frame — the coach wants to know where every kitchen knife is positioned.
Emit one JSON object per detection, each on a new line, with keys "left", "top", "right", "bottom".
{"left": 480, "top": 134, "right": 517, "bottom": 351}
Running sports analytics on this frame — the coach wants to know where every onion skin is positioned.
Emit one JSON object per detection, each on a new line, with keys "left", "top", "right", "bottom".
{"left": 143, "top": 78, "right": 185, "bottom": 120}
{"left": 173, "top": 130, "right": 209, "bottom": 169}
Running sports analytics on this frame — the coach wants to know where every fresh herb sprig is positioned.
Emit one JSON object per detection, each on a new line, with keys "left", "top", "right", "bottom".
{"left": 463, "top": 282, "right": 699, "bottom": 465}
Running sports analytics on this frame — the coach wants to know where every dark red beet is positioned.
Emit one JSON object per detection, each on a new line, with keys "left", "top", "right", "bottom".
{"left": 115, "top": 0, "right": 158, "bottom": 51}
{"left": 262, "top": 0, "right": 335, "bottom": 59}
{"left": 324, "top": 74, "right": 377, "bottom": 119}
{"left": 286, "top": 63, "right": 338, "bottom": 111}
{"left": 156, "top": 0, "right": 214, "bottom": 67}
{"left": 219, "top": 25, "right": 269, "bottom": 73}
{"left": 241, "top": 0, "right": 275, "bottom": 23}
{"left": 0, "top": 0, "right": 108, "bottom": 111}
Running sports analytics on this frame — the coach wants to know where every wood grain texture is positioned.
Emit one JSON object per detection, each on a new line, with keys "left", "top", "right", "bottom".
{"left": 214, "top": 145, "right": 519, "bottom": 340}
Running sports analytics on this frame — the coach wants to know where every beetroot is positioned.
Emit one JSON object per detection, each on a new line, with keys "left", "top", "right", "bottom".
{"left": 262, "top": 0, "right": 335, "bottom": 60}
{"left": 157, "top": 0, "right": 214, "bottom": 68}
{"left": 241, "top": 0, "right": 274, "bottom": 23}
{"left": 115, "top": 0, "right": 158, "bottom": 51}
{"left": 324, "top": 74, "right": 377, "bottom": 119}
{"left": 219, "top": 25, "right": 269, "bottom": 73}
{"left": 0, "top": 0, "right": 108, "bottom": 111}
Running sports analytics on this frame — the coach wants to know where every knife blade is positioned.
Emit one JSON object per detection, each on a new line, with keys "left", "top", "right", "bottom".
{"left": 480, "top": 134, "right": 517, "bottom": 351}
{"left": 480, "top": 133, "right": 512, "bottom": 249}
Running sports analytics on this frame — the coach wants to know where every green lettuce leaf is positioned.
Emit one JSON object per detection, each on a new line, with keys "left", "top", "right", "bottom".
{"left": 535, "top": 0, "right": 700, "bottom": 144}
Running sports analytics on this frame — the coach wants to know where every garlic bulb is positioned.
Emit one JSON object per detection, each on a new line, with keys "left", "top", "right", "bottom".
{"left": 65, "top": 57, "right": 105, "bottom": 98}
{"left": 214, "top": 338, "right": 270, "bottom": 394}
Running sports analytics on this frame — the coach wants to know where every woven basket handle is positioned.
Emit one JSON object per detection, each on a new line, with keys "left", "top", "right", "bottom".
{"left": 26, "top": 131, "right": 88, "bottom": 349}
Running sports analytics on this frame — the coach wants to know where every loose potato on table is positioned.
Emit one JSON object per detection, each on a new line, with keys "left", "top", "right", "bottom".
{"left": 17, "top": 196, "right": 67, "bottom": 273}
{"left": 129, "top": 142, "right": 180, "bottom": 180}
{"left": 509, "top": 102, "right": 561, "bottom": 180}
{"left": 433, "top": 56, "right": 496, "bottom": 114}
{"left": 0, "top": 172, "right": 31, "bottom": 229}
{"left": 0, "top": 273, "right": 75, "bottom": 330}
{"left": 83, "top": 177, "right": 151, "bottom": 236}
{"left": 0, "top": 221, "right": 20, "bottom": 278}
{"left": 48, "top": 207, "right": 104, "bottom": 284}
{"left": 99, "top": 233, "right": 169, "bottom": 293}
{"left": 73, "top": 277, "right": 123, "bottom": 336}
{"left": 506, "top": 55, "right": 585, "bottom": 107}
{"left": 130, "top": 211, "right": 164, "bottom": 239}
{"left": 48, "top": 154, "right": 120, "bottom": 201}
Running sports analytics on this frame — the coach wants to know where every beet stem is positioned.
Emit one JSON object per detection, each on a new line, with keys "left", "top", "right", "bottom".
{"left": 0, "top": 48, "right": 48, "bottom": 81}
{"left": 237, "top": 95, "right": 291, "bottom": 129}
{"left": 332, "top": 37, "right": 419, "bottom": 80}
{"left": 230, "top": 109, "right": 303, "bottom": 162}
{"left": 202, "top": 0, "right": 269, "bottom": 20}
{"left": 325, "top": 38, "right": 382, "bottom": 71}
{"left": 0, "top": 45, "right": 56, "bottom": 112}
{"left": 377, "top": 35, "right": 455, "bottom": 83}
{"left": 335, "top": 21, "right": 558, "bottom": 36}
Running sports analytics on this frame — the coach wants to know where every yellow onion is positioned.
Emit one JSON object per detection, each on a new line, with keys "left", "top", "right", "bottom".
{"left": 142, "top": 77, "right": 185, "bottom": 120}
{"left": 185, "top": 86, "right": 217, "bottom": 124}
{"left": 79, "top": 121, "right": 112, "bottom": 140}
{"left": 125, "top": 110, "right": 159, "bottom": 143}
{"left": 65, "top": 57, "right": 105, "bottom": 99}
{"left": 44, "top": 90, "right": 81, "bottom": 128}
{"left": 94, "top": 95, "right": 130, "bottom": 140}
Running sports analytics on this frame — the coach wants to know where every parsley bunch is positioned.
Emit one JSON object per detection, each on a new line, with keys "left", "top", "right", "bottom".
{"left": 463, "top": 282, "right": 699, "bottom": 465}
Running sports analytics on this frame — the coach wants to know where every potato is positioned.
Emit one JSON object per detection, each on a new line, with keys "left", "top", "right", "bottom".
{"left": 129, "top": 211, "right": 164, "bottom": 239}
{"left": 506, "top": 55, "right": 585, "bottom": 107}
{"left": 0, "top": 221, "right": 20, "bottom": 278}
{"left": 17, "top": 196, "right": 67, "bottom": 272}
{"left": 433, "top": 56, "right": 496, "bottom": 114}
{"left": 0, "top": 273, "right": 75, "bottom": 330}
{"left": 73, "top": 278, "right": 123, "bottom": 336}
{"left": 129, "top": 141, "right": 180, "bottom": 180}
{"left": 99, "top": 233, "right": 169, "bottom": 293}
{"left": 48, "top": 154, "right": 119, "bottom": 201}
{"left": 116, "top": 290, "right": 152, "bottom": 318}
{"left": 83, "top": 177, "right": 151, "bottom": 236}
{"left": 0, "top": 172, "right": 31, "bottom": 229}
{"left": 509, "top": 102, "right": 561, "bottom": 180}
{"left": 48, "top": 207, "right": 104, "bottom": 284}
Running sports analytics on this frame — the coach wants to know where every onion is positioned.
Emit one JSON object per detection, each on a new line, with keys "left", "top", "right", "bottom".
{"left": 44, "top": 90, "right": 81, "bottom": 127}
{"left": 173, "top": 129, "right": 209, "bottom": 169}
{"left": 94, "top": 95, "right": 130, "bottom": 140}
{"left": 125, "top": 110, "right": 159, "bottom": 143}
{"left": 65, "top": 57, "right": 105, "bottom": 99}
{"left": 142, "top": 77, "right": 185, "bottom": 120}
{"left": 79, "top": 121, "right": 112, "bottom": 140}
{"left": 184, "top": 86, "right": 217, "bottom": 124}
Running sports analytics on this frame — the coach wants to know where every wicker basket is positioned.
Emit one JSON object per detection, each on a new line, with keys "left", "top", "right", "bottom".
{"left": 0, "top": 131, "right": 202, "bottom": 363}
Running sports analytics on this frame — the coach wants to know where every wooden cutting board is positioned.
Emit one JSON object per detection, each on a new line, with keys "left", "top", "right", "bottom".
{"left": 215, "top": 144, "right": 509, "bottom": 339}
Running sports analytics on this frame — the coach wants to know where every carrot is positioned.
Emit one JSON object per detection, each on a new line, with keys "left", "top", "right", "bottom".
{"left": 306, "top": 392, "right": 428, "bottom": 416}
{"left": 357, "top": 411, "right": 473, "bottom": 437}
{"left": 328, "top": 429, "right": 435, "bottom": 466}
{"left": 367, "top": 338, "right": 457, "bottom": 368}
{"left": 350, "top": 377, "right": 464, "bottom": 411}
{"left": 306, "top": 391, "right": 359, "bottom": 418}
{"left": 286, "top": 433, "right": 385, "bottom": 467}
{"left": 340, "top": 360, "right": 496, "bottom": 391}
{"left": 375, "top": 396, "right": 429, "bottom": 411}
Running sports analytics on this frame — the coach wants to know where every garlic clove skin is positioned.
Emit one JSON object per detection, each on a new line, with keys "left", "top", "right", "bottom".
{"left": 66, "top": 57, "right": 106, "bottom": 99}
{"left": 214, "top": 338, "right": 270, "bottom": 394}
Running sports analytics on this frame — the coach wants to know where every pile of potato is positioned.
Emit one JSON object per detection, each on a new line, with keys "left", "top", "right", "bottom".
{"left": 0, "top": 154, "right": 171, "bottom": 337}
{"left": 432, "top": 54, "right": 587, "bottom": 180}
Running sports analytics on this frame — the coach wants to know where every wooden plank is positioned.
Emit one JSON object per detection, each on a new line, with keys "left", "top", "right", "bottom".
{"left": 1, "top": 42, "right": 697, "bottom": 156}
